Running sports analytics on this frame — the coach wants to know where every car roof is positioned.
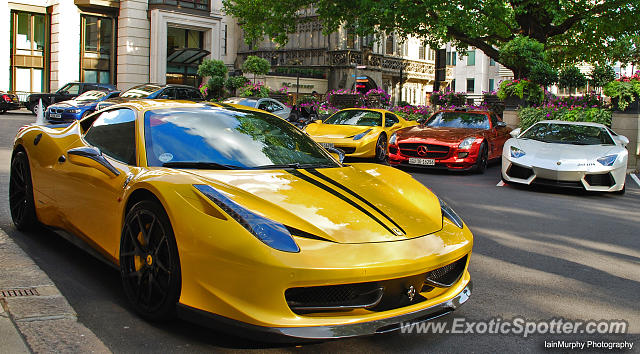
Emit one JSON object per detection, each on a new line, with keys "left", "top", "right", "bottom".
{"left": 535, "top": 120, "right": 608, "bottom": 128}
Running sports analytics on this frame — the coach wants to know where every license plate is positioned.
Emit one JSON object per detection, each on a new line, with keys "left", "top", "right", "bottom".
{"left": 50, "top": 113, "right": 61, "bottom": 118}
{"left": 408, "top": 158, "right": 435, "bottom": 166}
{"left": 12, "top": 97, "right": 18, "bottom": 102}
{"left": 320, "top": 142, "right": 334, "bottom": 148}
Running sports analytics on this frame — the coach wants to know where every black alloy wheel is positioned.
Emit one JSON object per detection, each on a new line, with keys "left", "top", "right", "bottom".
{"left": 375, "top": 134, "right": 388, "bottom": 163}
{"left": 474, "top": 142, "right": 488, "bottom": 174}
{"left": 9, "top": 151, "right": 38, "bottom": 230}
{"left": 120, "top": 200, "right": 181, "bottom": 320}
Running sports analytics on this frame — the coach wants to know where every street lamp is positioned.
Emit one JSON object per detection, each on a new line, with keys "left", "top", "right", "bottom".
{"left": 289, "top": 58, "right": 303, "bottom": 100}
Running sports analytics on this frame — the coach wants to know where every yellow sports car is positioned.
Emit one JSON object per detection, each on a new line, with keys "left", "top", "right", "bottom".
{"left": 10, "top": 100, "right": 472, "bottom": 341}
{"left": 305, "top": 108, "right": 417, "bottom": 162}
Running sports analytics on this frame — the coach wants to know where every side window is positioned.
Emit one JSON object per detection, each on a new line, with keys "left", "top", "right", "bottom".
{"left": 84, "top": 109, "right": 137, "bottom": 165}
{"left": 270, "top": 101, "right": 283, "bottom": 112}
{"left": 161, "top": 88, "right": 175, "bottom": 99}
{"left": 83, "top": 84, "right": 97, "bottom": 92}
{"left": 385, "top": 113, "right": 399, "bottom": 127}
{"left": 62, "top": 83, "right": 81, "bottom": 95}
{"left": 489, "top": 113, "right": 498, "bottom": 128}
{"left": 189, "top": 89, "right": 203, "bottom": 101}
{"left": 258, "top": 101, "right": 270, "bottom": 111}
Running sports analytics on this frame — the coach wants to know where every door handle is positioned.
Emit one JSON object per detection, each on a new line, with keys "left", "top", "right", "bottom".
{"left": 58, "top": 155, "right": 66, "bottom": 163}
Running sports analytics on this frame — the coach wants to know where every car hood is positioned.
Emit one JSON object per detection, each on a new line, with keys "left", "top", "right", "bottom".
{"left": 398, "top": 126, "right": 486, "bottom": 143}
{"left": 306, "top": 123, "right": 379, "bottom": 139}
{"left": 184, "top": 163, "right": 444, "bottom": 244}
{"left": 514, "top": 139, "right": 620, "bottom": 161}
{"left": 49, "top": 100, "right": 94, "bottom": 109}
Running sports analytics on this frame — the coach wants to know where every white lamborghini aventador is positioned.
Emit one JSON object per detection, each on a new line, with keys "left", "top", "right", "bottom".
{"left": 502, "top": 120, "right": 629, "bottom": 193}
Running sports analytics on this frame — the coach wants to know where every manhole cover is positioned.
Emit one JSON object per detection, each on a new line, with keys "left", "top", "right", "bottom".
{"left": 0, "top": 288, "right": 39, "bottom": 297}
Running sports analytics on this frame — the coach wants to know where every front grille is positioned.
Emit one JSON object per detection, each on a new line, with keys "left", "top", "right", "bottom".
{"left": 425, "top": 255, "right": 468, "bottom": 287}
{"left": 507, "top": 164, "right": 534, "bottom": 179}
{"left": 335, "top": 146, "right": 356, "bottom": 154}
{"left": 285, "top": 255, "right": 468, "bottom": 314}
{"left": 399, "top": 143, "right": 450, "bottom": 158}
{"left": 584, "top": 173, "right": 614, "bottom": 187}
{"left": 533, "top": 178, "right": 583, "bottom": 189}
{"left": 49, "top": 108, "right": 65, "bottom": 114}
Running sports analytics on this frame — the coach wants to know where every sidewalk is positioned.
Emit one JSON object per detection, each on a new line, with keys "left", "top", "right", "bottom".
{"left": 0, "top": 228, "right": 110, "bottom": 353}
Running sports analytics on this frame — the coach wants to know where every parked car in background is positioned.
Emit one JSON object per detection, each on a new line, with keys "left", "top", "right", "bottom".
{"left": 46, "top": 90, "right": 121, "bottom": 123}
{"left": 1, "top": 91, "right": 21, "bottom": 114}
{"left": 502, "top": 121, "right": 628, "bottom": 193}
{"left": 222, "top": 97, "right": 292, "bottom": 120}
{"left": 25, "top": 82, "right": 115, "bottom": 115}
{"left": 389, "top": 109, "right": 511, "bottom": 173}
{"left": 305, "top": 108, "right": 417, "bottom": 162}
{"left": 96, "top": 84, "right": 203, "bottom": 110}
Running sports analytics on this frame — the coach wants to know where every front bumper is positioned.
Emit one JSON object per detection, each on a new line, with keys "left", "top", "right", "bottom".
{"left": 46, "top": 110, "right": 82, "bottom": 123}
{"left": 1, "top": 102, "right": 22, "bottom": 111}
{"left": 310, "top": 137, "right": 377, "bottom": 158}
{"left": 177, "top": 281, "right": 472, "bottom": 342}
{"left": 389, "top": 145, "right": 481, "bottom": 170}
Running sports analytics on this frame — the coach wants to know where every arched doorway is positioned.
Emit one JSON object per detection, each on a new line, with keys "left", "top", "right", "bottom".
{"left": 354, "top": 76, "right": 377, "bottom": 94}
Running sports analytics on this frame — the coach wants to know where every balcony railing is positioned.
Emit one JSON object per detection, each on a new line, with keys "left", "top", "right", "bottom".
{"left": 149, "top": 0, "right": 209, "bottom": 11}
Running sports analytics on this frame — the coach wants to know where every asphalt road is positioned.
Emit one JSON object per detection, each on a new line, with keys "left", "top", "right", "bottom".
{"left": 1, "top": 110, "right": 639, "bottom": 353}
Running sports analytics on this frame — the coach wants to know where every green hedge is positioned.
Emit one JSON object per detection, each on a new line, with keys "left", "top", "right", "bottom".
{"left": 518, "top": 107, "right": 612, "bottom": 130}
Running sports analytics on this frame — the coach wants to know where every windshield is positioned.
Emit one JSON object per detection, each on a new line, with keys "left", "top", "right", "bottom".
{"left": 75, "top": 90, "right": 108, "bottom": 102}
{"left": 144, "top": 106, "right": 338, "bottom": 169}
{"left": 122, "top": 85, "right": 162, "bottom": 98}
{"left": 222, "top": 98, "right": 258, "bottom": 107}
{"left": 425, "top": 112, "right": 490, "bottom": 129}
{"left": 521, "top": 123, "right": 615, "bottom": 145}
{"left": 324, "top": 110, "right": 383, "bottom": 126}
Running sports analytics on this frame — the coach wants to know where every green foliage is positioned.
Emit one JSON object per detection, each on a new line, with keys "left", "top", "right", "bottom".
{"left": 430, "top": 91, "right": 466, "bottom": 106}
{"left": 225, "top": 76, "right": 250, "bottom": 91}
{"left": 609, "top": 34, "right": 640, "bottom": 66}
{"left": 589, "top": 64, "right": 615, "bottom": 89}
{"left": 519, "top": 107, "right": 612, "bottom": 130}
{"left": 603, "top": 79, "right": 640, "bottom": 111}
{"left": 242, "top": 55, "right": 271, "bottom": 76}
{"left": 529, "top": 61, "right": 558, "bottom": 87}
{"left": 239, "top": 81, "right": 270, "bottom": 98}
{"left": 558, "top": 66, "right": 587, "bottom": 91}
{"left": 499, "top": 36, "right": 545, "bottom": 79}
{"left": 497, "top": 79, "right": 543, "bottom": 105}
{"left": 223, "top": 0, "right": 640, "bottom": 73}
{"left": 197, "top": 59, "right": 228, "bottom": 78}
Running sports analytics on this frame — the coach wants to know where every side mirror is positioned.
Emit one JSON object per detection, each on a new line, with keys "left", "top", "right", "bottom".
{"left": 58, "top": 90, "right": 69, "bottom": 95}
{"left": 67, "top": 146, "right": 120, "bottom": 177}
{"left": 326, "top": 147, "right": 345, "bottom": 164}
{"left": 510, "top": 128, "right": 521, "bottom": 138}
{"left": 496, "top": 121, "right": 507, "bottom": 128}
{"left": 315, "top": 120, "right": 322, "bottom": 124}
{"left": 615, "top": 135, "right": 629, "bottom": 146}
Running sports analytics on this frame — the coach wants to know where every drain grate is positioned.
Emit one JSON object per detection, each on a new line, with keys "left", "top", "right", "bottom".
{"left": 0, "top": 288, "right": 39, "bottom": 297}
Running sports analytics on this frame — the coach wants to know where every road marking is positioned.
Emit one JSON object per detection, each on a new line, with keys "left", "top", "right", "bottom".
{"left": 630, "top": 173, "right": 640, "bottom": 188}
{"left": 496, "top": 180, "right": 505, "bottom": 187}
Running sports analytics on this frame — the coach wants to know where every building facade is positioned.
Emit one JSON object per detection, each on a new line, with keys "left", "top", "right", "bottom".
{"left": 235, "top": 10, "right": 454, "bottom": 105}
{"left": 1, "top": 0, "right": 235, "bottom": 98}
{"left": 447, "top": 45, "right": 511, "bottom": 102}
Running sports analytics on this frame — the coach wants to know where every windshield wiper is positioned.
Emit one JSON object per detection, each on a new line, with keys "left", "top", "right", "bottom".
{"left": 162, "top": 161, "right": 242, "bottom": 170}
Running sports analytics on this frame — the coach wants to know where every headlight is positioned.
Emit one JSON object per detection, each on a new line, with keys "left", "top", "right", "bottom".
{"left": 194, "top": 185, "right": 300, "bottom": 252}
{"left": 389, "top": 132, "right": 397, "bottom": 145}
{"left": 353, "top": 129, "right": 372, "bottom": 140}
{"left": 458, "top": 137, "right": 477, "bottom": 150}
{"left": 597, "top": 154, "right": 617, "bottom": 166}
{"left": 67, "top": 109, "right": 81, "bottom": 113}
{"left": 510, "top": 146, "right": 526, "bottom": 158}
{"left": 439, "top": 198, "right": 463, "bottom": 229}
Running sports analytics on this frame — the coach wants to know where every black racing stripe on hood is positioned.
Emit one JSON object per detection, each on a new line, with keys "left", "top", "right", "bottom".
{"left": 307, "top": 168, "right": 406, "bottom": 235}
{"left": 286, "top": 170, "right": 398, "bottom": 236}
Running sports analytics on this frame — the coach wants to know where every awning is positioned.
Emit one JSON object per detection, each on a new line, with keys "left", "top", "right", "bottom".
{"left": 167, "top": 48, "right": 210, "bottom": 65}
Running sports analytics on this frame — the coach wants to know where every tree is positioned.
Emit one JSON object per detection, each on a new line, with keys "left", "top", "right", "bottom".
{"left": 558, "top": 66, "right": 587, "bottom": 95}
{"left": 498, "top": 36, "right": 544, "bottom": 79}
{"left": 198, "top": 59, "right": 228, "bottom": 98}
{"left": 529, "top": 61, "right": 558, "bottom": 89}
{"left": 223, "top": 0, "right": 640, "bottom": 76}
{"left": 225, "top": 76, "right": 250, "bottom": 95}
{"left": 589, "top": 64, "right": 615, "bottom": 92}
{"left": 242, "top": 55, "right": 271, "bottom": 83}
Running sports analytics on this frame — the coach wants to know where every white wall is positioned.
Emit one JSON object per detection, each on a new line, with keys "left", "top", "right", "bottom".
{"left": 50, "top": 0, "right": 81, "bottom": 90}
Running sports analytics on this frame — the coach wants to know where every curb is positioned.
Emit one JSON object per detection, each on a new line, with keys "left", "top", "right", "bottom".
{"left": 0, "top": 228, "right": 111, "bottom": 353}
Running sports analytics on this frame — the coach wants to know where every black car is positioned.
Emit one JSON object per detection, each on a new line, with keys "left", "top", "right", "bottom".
{"left": 25, "top": 82, "right": 116, "bottom": 115}
{"left": 1, "top": 91, "right": 21, "bottom": 114}
{"left": 96, "top": 84, "right": 204, "bottom": 110}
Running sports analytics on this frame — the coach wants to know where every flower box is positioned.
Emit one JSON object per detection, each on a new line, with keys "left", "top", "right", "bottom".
{"left": 503, "top": 95, "right": 528, "bottom": 109}
{"left": 611, "top": 97, "right": 640, "bottom": 113}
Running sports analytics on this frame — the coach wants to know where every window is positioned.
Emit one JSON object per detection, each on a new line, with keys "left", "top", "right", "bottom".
{"left": 84, "top": 109, "right": 137, "bottom": 165}
{"left": 418, "top": 45, "right": 426, "bottom": 60}
{"left": 428, "top": 49, "right": 436, "bottom": 61}
{"left": 81, "top": 15, "right": 114, "bottom": 84}
{"left": 490, "top": 58, "right": 496, "bottom": 66}
{"left": 386, "top": 35, "right": 394, "bottom": 55}
{"left": 346, "top": 29, "right": 356, "bottom": 49}
{"left": 489, "top": 79, "right": 495, "bottom": 92}
{"left": 11, "top": 11, "right": 48, "bottom": 93}
{"left": 148, "top": 0, "right": 209, "bottom": 11}
{"left": 467, "top": 50, "right": 475, "bottom": 66}
{"left": 59, "top": 83, "right": 81, "bottom": 95}
{"left": 452, "top": 52, "right": 456, "bottom": 65}
{"left": 222, "top": 24, "right": 228, "bottom": 56}
{"left": 450, "top": 79, "right": 456, "bottom": 91}
{"left": 466, "top": 78, "right": 475, "bottom": 93}
{"left": 166, "top": 27, "right": 205, "bottom": 87}
{"left": 385, "top": 113, "right": 399, "bottom": 127}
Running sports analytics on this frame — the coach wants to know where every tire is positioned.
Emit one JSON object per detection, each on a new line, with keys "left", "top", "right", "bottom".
{"left": 374, "top": 134, "right": 388, "bottom": 163}
{"left": 474, "top": 142, "right": 488, "bottom": 174}
{"left": 80, "top": 110, "right": 92, "bottom": 119}
{"left": 30, "top": 102, "right": 47, "bottom": 116}
{"left": 9, "top": 150, "right": 38, "bottom": 230}
{"left": 120, "top": 200, "right": 181, "bottom": 321}
{"left": 0, "top": 109, "right": 6, "bottom": 114}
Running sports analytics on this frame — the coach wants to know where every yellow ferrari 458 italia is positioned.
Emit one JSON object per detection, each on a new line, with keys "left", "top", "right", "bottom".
{"left": 305, "top": 108, "right": 417, "bottom": 162}
{"left": 10, "top": 100, "right": 472, "bottom": 341}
